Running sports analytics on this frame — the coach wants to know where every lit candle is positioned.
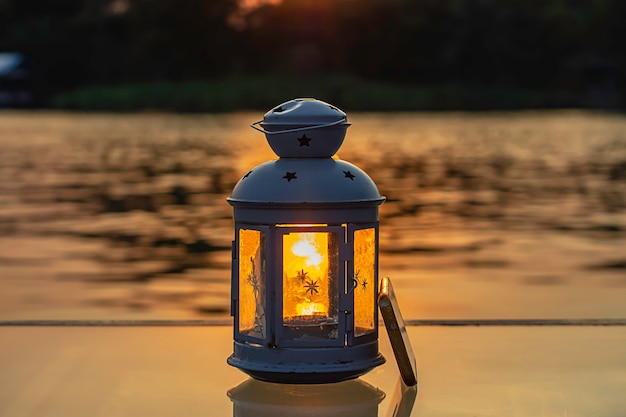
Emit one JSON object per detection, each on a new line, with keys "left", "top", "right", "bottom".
{"left": 296, "top": 302, "right": 327, "bottom": 317}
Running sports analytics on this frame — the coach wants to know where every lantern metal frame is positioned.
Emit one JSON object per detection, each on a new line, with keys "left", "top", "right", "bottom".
{"left": 227, "top": 99, "right": 386, "bottom": 384}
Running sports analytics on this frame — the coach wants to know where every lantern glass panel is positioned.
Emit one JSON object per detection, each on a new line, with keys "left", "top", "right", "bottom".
{"left": 282, "top": 231, "right": 339, "bottom": 340}
{"left": 354, "top": 227, "right": 376, "bottom": 337}
{"left": 239, "top": 229, "right": 266, "bottom": 339}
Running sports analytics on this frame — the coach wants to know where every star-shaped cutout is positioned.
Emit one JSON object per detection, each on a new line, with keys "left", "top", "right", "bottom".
{"left": 304, "top": 278, "right": 320, "bottom": 296}
{"left": 297, "top": 134, "right": 311, "bottom": 147}
{"left": 296, "top": 269, "right": 309, "bottom": 283}
{"left": 343, "top": 170, "right": 355, "bottom": 180}
{"left": 283, "top": 172, "right": 297, "bottom": 182}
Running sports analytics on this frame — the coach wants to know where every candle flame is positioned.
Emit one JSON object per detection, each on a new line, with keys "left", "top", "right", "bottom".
{"left": 297, "top": 302, "right": 326, "bottom": 316}
{"left": 291, "top": 233, "right": 323, "bottom": 266}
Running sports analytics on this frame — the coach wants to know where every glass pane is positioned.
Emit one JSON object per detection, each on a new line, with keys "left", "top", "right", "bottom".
{"left": 282, "top": 231, "right": 338, "bottom": 340}
{"left": 239, "top": 229, "right": 266, "bottom": 339}
{"left": 354, "top": 228, "right": 376, "bottom": 337}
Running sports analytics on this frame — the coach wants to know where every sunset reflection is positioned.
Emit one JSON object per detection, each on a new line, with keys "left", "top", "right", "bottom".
{"left": 1, "top": 111, "right": 625, "bottom": 321}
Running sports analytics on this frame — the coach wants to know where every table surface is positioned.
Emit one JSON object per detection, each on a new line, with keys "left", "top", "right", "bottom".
{"left": 1, "top": 324, "right": 625, "bottom": 417}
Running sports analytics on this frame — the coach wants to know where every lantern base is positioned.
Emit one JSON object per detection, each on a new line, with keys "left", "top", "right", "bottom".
{"left": 228, "top": 340, "right": 386, "bottom": 384}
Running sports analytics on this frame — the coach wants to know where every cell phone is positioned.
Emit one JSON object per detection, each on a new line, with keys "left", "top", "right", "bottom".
{"left": 378, "top": 277, "right": 418, "bottom": 386}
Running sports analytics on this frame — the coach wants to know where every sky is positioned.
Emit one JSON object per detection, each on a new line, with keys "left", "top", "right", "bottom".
{"left": 239, "top": 0, "right": 281, "bottom": 11}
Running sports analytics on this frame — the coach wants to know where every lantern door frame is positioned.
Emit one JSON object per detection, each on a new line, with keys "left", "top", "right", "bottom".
{"left": 275, "top": 224, "right": 347, "bottom": 348}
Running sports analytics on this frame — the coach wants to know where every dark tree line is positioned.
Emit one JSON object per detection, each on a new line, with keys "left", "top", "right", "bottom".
{"left": 0, "top": 0, "right": 242, "bottom": 98}
{"left": 1, "top": 0, "right": 624, "bottom": 107}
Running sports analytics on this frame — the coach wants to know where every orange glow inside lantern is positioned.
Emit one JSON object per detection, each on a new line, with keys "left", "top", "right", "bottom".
{"left": 282, "top": 229, "right": 339, "bottom": 340}
{"left": 237, "top": 225, "right": 378, "bottom": 344}
{"left": 238, "top": 229, "right": 266, "bottom": 340}
{"left": 353, "top": 227, "right": 376, "bottom": 336}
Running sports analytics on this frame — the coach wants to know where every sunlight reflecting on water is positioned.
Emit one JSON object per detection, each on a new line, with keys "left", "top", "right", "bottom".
{"left": 0, "top": 110, "right": 625, "bottom": 320}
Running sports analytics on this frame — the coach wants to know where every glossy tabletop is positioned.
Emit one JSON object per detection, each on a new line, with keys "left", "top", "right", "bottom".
{"left": 1, "top": 324, "right": 625, "bottom": 417}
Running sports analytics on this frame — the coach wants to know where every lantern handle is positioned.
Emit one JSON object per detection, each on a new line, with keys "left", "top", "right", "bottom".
{"left": 250, "top": 118, "right": 346, "bottom": 135}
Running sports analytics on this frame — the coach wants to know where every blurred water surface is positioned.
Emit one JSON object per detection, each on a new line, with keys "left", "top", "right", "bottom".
{"left": 0, "top": 110, "right": 625, "bottom": 320}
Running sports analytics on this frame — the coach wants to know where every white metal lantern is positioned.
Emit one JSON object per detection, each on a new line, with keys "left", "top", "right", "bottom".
{"left": 227, "top": 98, "right": 386, "bottom": 383}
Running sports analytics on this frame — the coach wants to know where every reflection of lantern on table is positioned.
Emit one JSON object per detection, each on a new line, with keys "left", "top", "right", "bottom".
{"left": 227, "top": 99, "right": 386, "bottom": 383}
{"left": 228, "top": 378, "right": 385, "bottom": 417}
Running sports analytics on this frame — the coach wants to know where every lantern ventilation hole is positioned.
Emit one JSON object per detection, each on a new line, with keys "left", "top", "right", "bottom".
{"left": 242, "top": 170, "right": 253, "bottom": 179}
{"left": 343, "top": 170, "right": 355, "bottom": 180}
{"left": 272, "top": 106, "right": 285, "bottom": 113}
{"left": 297, "top": 134, "right": 312, "bottom": 147}
{"left": 282, "top": 172, "right": 297, "bottom": 182}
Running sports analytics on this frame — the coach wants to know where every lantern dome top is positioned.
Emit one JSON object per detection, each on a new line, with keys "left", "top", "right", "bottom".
{"left": 228, "top": 158, "right": 383, "bottom": 205}
{"left": 251, "top": 98, "right": 350, "bottom": 158}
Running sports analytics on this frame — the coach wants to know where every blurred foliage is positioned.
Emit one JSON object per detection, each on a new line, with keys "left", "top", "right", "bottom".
{"left": 1, "top": 0, "right": 624, "bottom": 110}
{"left": 51, "top": 75, "right": 579, "bottom": 112}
